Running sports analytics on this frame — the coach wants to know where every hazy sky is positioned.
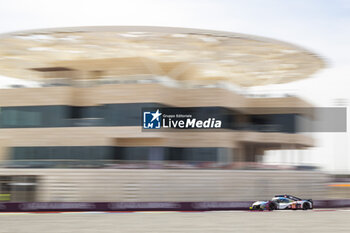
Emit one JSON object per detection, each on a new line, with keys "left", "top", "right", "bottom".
{"left": 0, "top": 0, "right": 349, "bottom": 171}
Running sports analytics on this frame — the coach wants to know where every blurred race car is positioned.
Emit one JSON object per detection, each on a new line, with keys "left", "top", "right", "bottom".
{"left": 250, "top": 194, "right": 313, "bottom": 211}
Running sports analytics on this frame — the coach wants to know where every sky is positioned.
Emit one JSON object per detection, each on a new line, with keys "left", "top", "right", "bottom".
{"left": 0, "top": 0, "right": 349, "bottom": 172}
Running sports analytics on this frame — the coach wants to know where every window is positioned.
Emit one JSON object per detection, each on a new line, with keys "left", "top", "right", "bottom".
{"left": 279, "top": 198, "right": 290, "bottom": 203}
{"left": 169, "top": 147, "right": 219, "bottom": 162}
{"left": 114, "top": 147, "right": 165, "bottom": 161}
{"left": 104, "top": 103, "right": 164, "bottom": 126}
{"left": 11, "top": 146, "right": 113, "bottom": 161}
{"left": 0, "top": 104, "right": 239, "bottom": 129}
{"left": 0, "top": 106, "right": 69, "bottom": 128}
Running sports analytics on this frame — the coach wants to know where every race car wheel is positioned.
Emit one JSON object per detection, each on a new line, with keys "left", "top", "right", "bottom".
{"left": 303, "top": 203, "right": 310, "bottom": 210}
{"left": 269, "top": 202, "right": 277, "bottom": 211}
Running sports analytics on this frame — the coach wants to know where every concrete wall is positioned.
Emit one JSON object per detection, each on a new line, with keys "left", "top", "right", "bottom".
{"left": 0, "top": 84, "right": 312, "bottom": 109}
{"left": 0, "top": 127, "right": 314, "bottom": 148}
{"left": 0, "top": 169, "right": 329, "bottom": 202}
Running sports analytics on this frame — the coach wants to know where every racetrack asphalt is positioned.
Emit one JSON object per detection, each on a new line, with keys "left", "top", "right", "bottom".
{"left": 1, "top": 209, "right": 349, "bottom": 233}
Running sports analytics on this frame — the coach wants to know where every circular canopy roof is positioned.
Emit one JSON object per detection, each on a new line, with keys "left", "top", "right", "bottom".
{"left": 0, "top": 26, "right": 324, "bottom": 87}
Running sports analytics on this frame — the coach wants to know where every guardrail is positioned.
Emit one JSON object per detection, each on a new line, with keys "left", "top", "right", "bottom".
{"left": 0, "top": 200, "right": 349, "bottom": 212}
{"left": 0, "top": 160, "right": 318, "bottom": 170}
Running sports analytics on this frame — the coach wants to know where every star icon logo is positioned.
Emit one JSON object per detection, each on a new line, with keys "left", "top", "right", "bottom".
{"left": 150, "top": 109, "right": 162, "bottom": 122}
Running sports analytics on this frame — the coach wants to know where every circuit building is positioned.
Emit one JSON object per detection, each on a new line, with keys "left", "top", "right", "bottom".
{"left": 0, "top": 26, "right": 327, "bottom": 202}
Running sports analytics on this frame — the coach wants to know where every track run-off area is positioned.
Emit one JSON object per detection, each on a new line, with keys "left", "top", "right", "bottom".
{"left": 1, "top": 209, "right": 350, "bottom": 233}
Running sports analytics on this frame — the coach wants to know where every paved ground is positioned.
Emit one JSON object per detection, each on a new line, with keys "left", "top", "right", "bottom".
{"left": 1, "top": 210, "right": 350, "bottom": 233}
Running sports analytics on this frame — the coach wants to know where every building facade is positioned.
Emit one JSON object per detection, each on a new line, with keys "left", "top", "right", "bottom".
{"left": 0, "top": 26, "right": 326, "bottom": 202}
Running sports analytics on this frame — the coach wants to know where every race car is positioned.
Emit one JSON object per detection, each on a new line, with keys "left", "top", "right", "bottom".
{"left": 250, "top": 194, "right": 313, "bottom": 211}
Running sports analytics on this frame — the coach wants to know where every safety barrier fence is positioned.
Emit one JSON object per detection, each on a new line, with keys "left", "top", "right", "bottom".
{"left": 0, "top": 200, "right": 350, "bottom": 212}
